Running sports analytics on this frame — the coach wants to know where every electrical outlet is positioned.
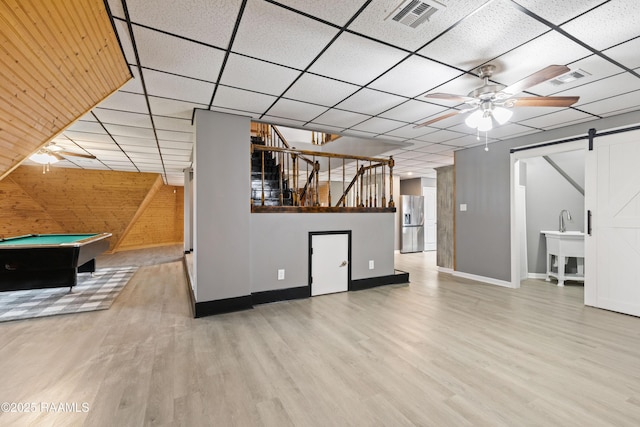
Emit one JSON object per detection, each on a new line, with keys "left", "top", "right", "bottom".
{"left": 369, "top": 260, "right": 374, "bottom": 270}
{"left": 277, "top": 269, "right": 285, "bottom": 280}
{"left": 460, "top": 203, "right": 467, "bottom": 212}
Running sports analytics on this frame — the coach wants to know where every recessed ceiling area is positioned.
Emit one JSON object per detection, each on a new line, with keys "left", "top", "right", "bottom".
{"left": 17, "top": 0, "right": 640, "bottom": 184}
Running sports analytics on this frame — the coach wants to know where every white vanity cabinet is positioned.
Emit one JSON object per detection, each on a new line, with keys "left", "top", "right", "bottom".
{"left": 541, "top": 231, "right": 585, "bottom": 287}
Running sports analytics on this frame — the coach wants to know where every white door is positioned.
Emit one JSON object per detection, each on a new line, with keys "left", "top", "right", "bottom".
{"left": 585, "top": 129, "right": 640, "bottom": 316}
{"left": 423, "top": 187, "right": 437, "bottom": 251}
{"left": 311, "top": 233, "right": 349, "bottom": 296}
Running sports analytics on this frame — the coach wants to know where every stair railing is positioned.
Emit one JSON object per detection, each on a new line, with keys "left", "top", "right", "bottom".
{"left": 251, "top": 142, "right": 395, "bottom": 210}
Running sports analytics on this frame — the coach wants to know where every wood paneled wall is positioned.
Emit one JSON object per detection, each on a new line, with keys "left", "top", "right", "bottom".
{"left": 0, "top": 0, "right": 131, "bottom": 180}
{"left": 0, "top": 166, "right": 183, "bottom": 252}
{"left": 436, "top": 165, "right": 455, "bottom": 269}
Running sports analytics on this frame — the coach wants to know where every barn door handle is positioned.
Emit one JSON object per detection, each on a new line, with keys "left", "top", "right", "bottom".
{"left": 587, "top": 210, "right": 592, "bottom": 236}
{"left": 340, "top": 260, "right": 348, "bottom": 267}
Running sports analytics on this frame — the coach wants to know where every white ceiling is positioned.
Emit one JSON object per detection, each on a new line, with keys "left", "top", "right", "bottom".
{"left": 43, "top": 0, "right": 640, "bottom": 184}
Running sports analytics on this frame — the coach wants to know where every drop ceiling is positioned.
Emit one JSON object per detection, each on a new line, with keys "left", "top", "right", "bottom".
{"left": 42, "top": 0, "right": 640, "bottom": 184}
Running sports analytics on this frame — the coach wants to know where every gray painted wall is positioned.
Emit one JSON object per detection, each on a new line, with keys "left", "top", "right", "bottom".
{"left": 455, "top": 110, "right": 640, "bottom": 283}
{"left": 436, "top": 165, "right": 454, "bottom": 269}
{"left": 400, "top": 177, "right": 436, "bottom": 195}
{"left": 193, "top": 110, "right": 251, "bottom": 302}
{"left": 523, "top": 152, "right": 585, "bottom": 274}
{"left": 250, "top": 212, "right": 395, "bottom": 292}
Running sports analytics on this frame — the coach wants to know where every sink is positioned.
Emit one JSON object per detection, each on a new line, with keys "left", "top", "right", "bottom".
{"left": 540, "top": 230, "right": 584, "bottom": 237}
{"left": 541, "top": 231, "right": 585, "bottom": 286}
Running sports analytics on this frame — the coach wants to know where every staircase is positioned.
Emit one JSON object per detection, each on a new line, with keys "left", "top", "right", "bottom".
{"left": 251, "top": 136, "right": 293, "bottom": 206}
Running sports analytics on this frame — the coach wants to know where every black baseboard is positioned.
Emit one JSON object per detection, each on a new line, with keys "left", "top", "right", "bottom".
{"left": 194, "top": 295, "right": 253, "bottom": 318}
{"left": 350, "top": 270, "right": 410, "bottom": 291}
{"left": 252, "top": 286, "right": 310, "bottom": 305}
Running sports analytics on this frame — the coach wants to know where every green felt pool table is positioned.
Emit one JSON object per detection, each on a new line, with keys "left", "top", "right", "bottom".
{"left": 0, "top": 233, "right": 112, "bottom": 292}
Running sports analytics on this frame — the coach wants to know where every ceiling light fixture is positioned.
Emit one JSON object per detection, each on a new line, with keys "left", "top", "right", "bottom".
{"left": 29, "top": 151, "right": 59, "bottom": 174}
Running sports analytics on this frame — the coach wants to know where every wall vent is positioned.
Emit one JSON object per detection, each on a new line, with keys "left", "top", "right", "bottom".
{"left": 385, "top": 0, "right": 446, "bottom": 29}
{"left": 549, "top": 69, "right": 591, "bottom": 86}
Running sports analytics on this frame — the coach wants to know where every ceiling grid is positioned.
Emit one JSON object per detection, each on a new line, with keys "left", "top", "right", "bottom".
{"left": 27, "top": 0, "right": 640, "bottom": 184}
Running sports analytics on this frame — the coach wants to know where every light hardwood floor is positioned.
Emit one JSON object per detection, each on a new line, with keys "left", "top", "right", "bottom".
{"left": 1, "top": 249, "right": 640, "bottom": 426}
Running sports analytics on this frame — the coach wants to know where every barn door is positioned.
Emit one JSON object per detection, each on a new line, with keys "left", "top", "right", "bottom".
{"left": 585, "top": 129, "right": 640, "bottom": 316}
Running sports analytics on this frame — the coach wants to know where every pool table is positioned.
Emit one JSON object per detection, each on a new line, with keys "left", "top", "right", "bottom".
{"left": 0, "top": 233, "right": 112, "bottom": 292}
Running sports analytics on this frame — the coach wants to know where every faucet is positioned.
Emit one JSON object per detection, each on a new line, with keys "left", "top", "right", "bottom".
{"left": 559, "top": 209, "right": 572, "bottom": 232}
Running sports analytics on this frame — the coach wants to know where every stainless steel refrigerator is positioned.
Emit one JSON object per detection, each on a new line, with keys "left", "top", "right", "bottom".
{"left": 400, "top": 195, "right": 425, "bottom": 253}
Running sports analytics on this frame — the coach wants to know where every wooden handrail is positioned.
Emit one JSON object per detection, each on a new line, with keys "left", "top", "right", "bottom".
{"left": 251, "top": 141, "right": 394, "bottom": 210}
{"left": 252, "top": 144, "right": 394, "bottom": 166}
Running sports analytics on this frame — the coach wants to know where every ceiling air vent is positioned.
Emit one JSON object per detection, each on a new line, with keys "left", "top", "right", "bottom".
{"left": 549, "top": 69, "right": 591, "bottom": 86}
{"left": 385, "top": 0, "right": 446, "bottom": 29}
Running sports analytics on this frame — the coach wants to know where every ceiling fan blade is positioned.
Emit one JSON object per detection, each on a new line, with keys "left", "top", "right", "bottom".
{"left": 413, "top": 108, "right": 475, "bottom": 129}
{"left": 501, "top": 65, "right": 571, "bottom": 96}
{"left": 57, "top": 150, "right": 97, "bottom": 159}
{"left": 51, "top": 152, "right": 65, "bottom": 161}
{"left": 424, "top": 93, "right": 475, "bottom": 103}
{"left": 511, "top": 96, "right": 580, "bottom": 107}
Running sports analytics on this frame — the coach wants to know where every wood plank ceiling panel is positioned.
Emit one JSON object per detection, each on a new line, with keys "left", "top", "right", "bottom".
{"left": 0, "top": 0, "right": 131, "bottom": 180}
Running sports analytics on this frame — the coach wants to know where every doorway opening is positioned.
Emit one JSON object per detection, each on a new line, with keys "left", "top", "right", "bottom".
{"left": 510, "top": 140, "right": 587, "bottom": 290}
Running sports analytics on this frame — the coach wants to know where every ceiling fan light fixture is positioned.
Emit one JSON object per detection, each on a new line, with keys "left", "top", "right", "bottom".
{"left": 465, "top": 110, "right": 483, "bottom": 128}
{"left": 29, "top": 152, "right": 59, "bottom": 165}
{"left": 477, "top": 114, "right": 493, "bottom": 132}
{"left": 492, "top": 106, "right": 513, "bottom": 125}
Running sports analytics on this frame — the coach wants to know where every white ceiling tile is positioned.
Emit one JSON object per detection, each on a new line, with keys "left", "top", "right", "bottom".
{"left": 341, "top": 129, "right": 377, "bottom": 139}
{"left": 275, "top": 0, "right": 367, "bottom": 26}
{"left": 111, "top": 136, "right": 158, "bottom": 146}
{"left": 64, "top": 131, "right": 113, "bottom": 147}
{"left": 133, "top": 25, "right": 224, "bottom": 81}
{"left": 233, "top": 0, "right": 339, "bottom": 68}
{"left": 66, "top": 121, "right": 105, "bottom": 134}
{"left": 414, "top": 129, "right": 465, "bottom": 143}
{"left": 104, "top": 124, "right": 155, "bottom": 139}
{"left": 148, "top": 97, "right": 205, "bottom": 119}
{"left": 384, "top": 124, "right": 437, "bottom": 140}
{"left": 127, "top": 0, "right": 242, "bottom": 47}
{"left": 156, "top": 130, "right": 193, "bottom": 142}
{"left": 159, "top": 140, "right": 193, "bottom": 149}
{"left": 379, "top": 100, "right": 449, "bottom": 123}
{"left": 489, "top": 32, "right": 592, "bottom": 89}
{"left": 143, "top": 69, "right": 215, "bottom": 104}
{"left": 219, "top": 54, "right": 300, "bottom": 96}
{"left": 286, "top": 73, "right": 360, "bottom": 107}
{"left": 604, "top": 37, "right": 640, "bottom": 70}
{"left": 519, "top": 109, "right": 594, "bottom": 129}
{"left": 267, "top": 99, "right": 329, "bottom": 122}
{"left": 472, "top": 123, "right": 538, "bottom": 140}
{"left": 153, "top": 116, "right": 194, "bottom": 133}
{"left": 311, "top": 109, "right": 371, "bottom": 129}
{"left": 209, "top": 106, "right": 262, "bottom": 119}
{"left": 577, "top": 90, "right": 640, "bottom": 117}
{"left": 561, "top": 1, "right": 640, "bottom": 50}
{"left": 418, "top": 1, "right": 548, "bottom": 71}
{"left": 369, "top": 56, "right": 463, "bottom": 98}
{"left": 411, "top": 144, "right": 456, "bottom": 154}
{"left": 113, "top": 20, "right": 135, "bottom": 65}
{"left": 335, "top": 88, "right": 406, "bottom": 116}
{"left": 111, "top": 62, "right": 143, "bottom": 94}
{"left": 212, "top": 85, "right": 278, "bottom": 114}
{"left": 515, "top": 0, "right": 605, "bottom": 25}
{"left": 534, "top": 56, "right": 626, "bottom": 96}
{"left": 349, "top": 0, "right": 487, "bottom": 52}
{"left": 563, "top": 73, "right": 640, "bottom": 106}
{"left": 309, "top": 32, "right": 407, "bottom": 85}
{"left": 255, "top": 116, "right": 307, "bottom": 129}
{"left": 350, "top": 117, "right": 405, "bottom": 133}
{"left": 94, "top": 109, "right": 153, "bottom": 128}
{"left": 98, "top": 91, "right": 148, "bottom": 114}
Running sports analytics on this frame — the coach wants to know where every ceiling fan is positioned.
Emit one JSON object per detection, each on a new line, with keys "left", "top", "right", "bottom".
{"left": 414, "top": 64, "right": 580, "bottom": 130}
{"left": 29, "top": 142, "right": 96, "bottom": 172}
